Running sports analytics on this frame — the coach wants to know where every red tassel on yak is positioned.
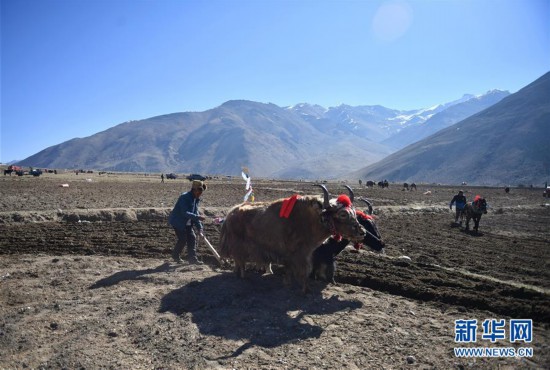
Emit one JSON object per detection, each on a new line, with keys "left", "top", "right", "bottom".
{"left": 336, "top": 194, "right": 352, "bottom": 208}
{"left": 280, "top": 194, "right": 300, "bottom": 218}
{"left": 356, "top": 210, "right": 373, "bottom": 220}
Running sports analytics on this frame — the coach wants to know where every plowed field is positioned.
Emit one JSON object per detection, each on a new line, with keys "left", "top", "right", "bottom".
{"left": 1, "top": 172, "right": 549, "bottom": 369}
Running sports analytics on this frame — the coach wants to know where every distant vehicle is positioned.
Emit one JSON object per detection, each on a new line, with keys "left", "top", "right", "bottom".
{"left": 544, "top": 186, "right": 550, "bottom": 198}
{"left": 3, "top": 165, "right": 22, "bottom": 176}
{"left": 30, "top": 169, "right": 43, "bottom": 177}
{"left": 166, "top": 173, "right": 178, "bottom": 180}
{"left": 186, "top": 174, "right": 207, "bottom": 181}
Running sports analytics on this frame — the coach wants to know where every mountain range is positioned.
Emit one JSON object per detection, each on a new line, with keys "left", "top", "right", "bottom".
{"left": 18, "top": 88, "right": 514, "bottom": 182}
{"left": 352, "top": 72, "right": 550, "bottom": 186}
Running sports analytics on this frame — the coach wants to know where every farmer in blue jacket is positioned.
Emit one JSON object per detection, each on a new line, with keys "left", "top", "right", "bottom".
{"left": 450, "top": 190, "right": 467, "bottom": 225}
{"left": 169, "top": 180, "right": 207, "bottom": 264}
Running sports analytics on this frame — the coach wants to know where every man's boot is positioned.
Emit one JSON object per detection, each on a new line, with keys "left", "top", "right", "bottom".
{"left": 172, "top": 241, "right": 184, "bottom": 263}
{"left": 187, "top": 245, "right": 203, "bottom": 265}
{"left": 188, "top": 256, "right": 204, "bottom": 265}
{"left": 186, "top": 228, "right": 203, "bottom": 264}
{"left": 187, "top": 249, "right": 203, "bottom": 265}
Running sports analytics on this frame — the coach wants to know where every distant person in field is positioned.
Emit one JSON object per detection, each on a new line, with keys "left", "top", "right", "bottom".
{"left": 169, "top": 180, "right": 207, "bottom": 264}
{"left": 161, "top": 173, "right": 164, "bottom": 183}
{"left": 450, "top": 190, "right": 467, "bottom": 225}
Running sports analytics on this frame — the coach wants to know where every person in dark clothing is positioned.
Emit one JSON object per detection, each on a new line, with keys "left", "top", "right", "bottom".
{"left": 169, "top": 180, "right": 207, "bottom": 264}
{"left": 450, "top": 190, "right": 467, "bottom": 224}
{"left": 161, "top": 173, "right": 164, "bottom": 183}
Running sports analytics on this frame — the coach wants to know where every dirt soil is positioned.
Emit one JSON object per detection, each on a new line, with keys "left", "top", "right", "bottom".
{"left": 1, "top": 172, "right": 549, "bottom": 369}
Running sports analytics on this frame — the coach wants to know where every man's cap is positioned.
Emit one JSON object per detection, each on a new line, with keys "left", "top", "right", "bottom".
{"left": 458, "top": 190, "right": 464, "bottom": 194}
{"left": 192, "top": 180, "right": 207, "bottom": 190}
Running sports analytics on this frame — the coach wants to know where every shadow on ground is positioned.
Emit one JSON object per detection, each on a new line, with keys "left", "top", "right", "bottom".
{"left": 89, "top": 262, "right": 177, "bottom": 289}
{"left": 159, "top": 272, "right": 362, "bottom": 358}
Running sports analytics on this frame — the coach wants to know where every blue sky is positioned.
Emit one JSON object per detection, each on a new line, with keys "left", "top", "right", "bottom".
{"left": 1, "top": 0, "right": 549, "bottom": 163}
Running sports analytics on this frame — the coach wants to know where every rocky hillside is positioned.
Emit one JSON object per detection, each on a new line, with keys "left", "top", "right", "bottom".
{"left": 18, "top": 90, "right": 509, "bottom": 180}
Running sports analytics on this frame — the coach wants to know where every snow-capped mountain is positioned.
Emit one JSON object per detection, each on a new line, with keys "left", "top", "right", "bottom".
{"left": 352, "top": 73, "right": 549, "bottom": 186}
{"left": 287, "top": 90, "right": 509, "bottom": 148}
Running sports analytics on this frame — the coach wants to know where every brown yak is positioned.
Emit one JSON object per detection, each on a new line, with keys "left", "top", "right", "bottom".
{"left": 464, "top": 195, "right": 488, "bottom": 233}
{"left": 219, "top": 184, "right": 366, "bottom": 293}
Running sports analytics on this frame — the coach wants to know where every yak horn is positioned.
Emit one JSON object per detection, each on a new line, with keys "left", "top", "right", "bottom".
{"left": 344, "top": 185, "right": 354, "bottom": 203}
{"left": 313, "top": 184, "right": 330, "bottom": 209}
{"left": 359, "top": 197, "right": 373, "bottom": 215}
